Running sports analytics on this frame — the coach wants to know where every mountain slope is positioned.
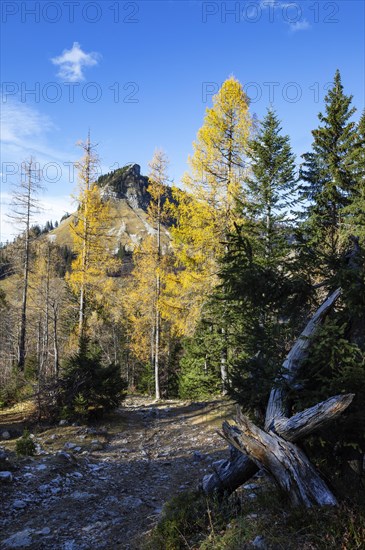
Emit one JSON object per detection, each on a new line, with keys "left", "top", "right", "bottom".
{"left": 50, "top": 163, "right": 172, "bottom": 253}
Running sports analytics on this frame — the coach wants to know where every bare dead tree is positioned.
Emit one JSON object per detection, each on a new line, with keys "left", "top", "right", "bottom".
{"left": 7, "top": 158, "right": 43, "bottom": 370}
{"left": 202, "top": 287, "right": 355, "bottom": 507}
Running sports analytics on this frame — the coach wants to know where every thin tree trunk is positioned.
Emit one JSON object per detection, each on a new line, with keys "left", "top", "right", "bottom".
{"left": 52, "top": 304, "right": 59, "bottom": 379}
{"left": 18, "top": 169, "right": 32, "bottom": 371}
{"left": 154, "top": 196, "right": 161, "bottom": 400}
{"left": 78, "top": 133, "right": 91, "bottom": 350}
{"left": 220, "top": 327, "right": 228, "bottom": 395}
{"left": 41, "top": 244, "right": 51, "bottom": 377}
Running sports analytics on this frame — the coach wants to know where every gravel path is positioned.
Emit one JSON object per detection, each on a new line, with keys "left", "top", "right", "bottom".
{"left": 0, "top": 398, "right": 229, "bottom": 549}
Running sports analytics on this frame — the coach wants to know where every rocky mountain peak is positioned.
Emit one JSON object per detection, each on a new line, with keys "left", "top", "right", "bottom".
{"left": 97, "top": 163, "right": 150, "bottom": 211}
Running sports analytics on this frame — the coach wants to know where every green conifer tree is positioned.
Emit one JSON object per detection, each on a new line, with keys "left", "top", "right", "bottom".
{"left": 300, "top": 70, "right": 358, "bottom": 272}
{"left": 344, "top": 111, "right": 365, "bottom": 242}
{"left": 215, "top": 109, "right": 305, "bottom": 414}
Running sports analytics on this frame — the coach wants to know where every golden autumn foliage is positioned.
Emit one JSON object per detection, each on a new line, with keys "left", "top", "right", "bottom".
{"left": 124, "top": 236, "right": 157, "bottom": 365}
{"left": 164, "top": 77, "right": 252, "bottom": 336}
{"left": 125, "top": 150, "right": 173, "bottom": 397}
{"left": 67, "top": 137, "right": 120, "bottom": 342}
{"left": 67, "top": 185, "right": 117, "bottom": 290}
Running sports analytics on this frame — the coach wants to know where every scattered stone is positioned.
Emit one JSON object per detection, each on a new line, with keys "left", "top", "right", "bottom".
{"left": 70, "top": 491, "right": 95, "bottom": 500}
{"left": 120, "top": 495, "right": 143, "bottom": 509}
{"left": 246, "top": 513, "right": 258, "bottom": 520}
{"left": 64, "top": 442, "right": 77, "bottom": 450}
{"left": 59, "top": 419, "right": 68, "bottom": 426}
{"left": 2, "top": 529, "right": 33, "bottom": 548}
{"left": 244, "top": 483, "right": 260, "bottom": 490}
{"left": 0, "top": 471, "right": 13, "bottom": 482}
{"left": 192, "top": 451, "right": 203, "bottom": 461}
{"left": 252, "top": 535, "right": 268, "bottom": 549}
{"left": 12, "top": 499, "right": 27, "bottom": 509}
{"left": 34, "top": 443, "right": 45, "bottom": 455}
{"left": 63, "top": 540, "right": 78, "bottom": 550}
{"left": 0, "top": 398, "right": 225, "bottom": 548}
{"left": 2, "top": 430, "right": 11, "bottom": 440}
{"left": 90, "top": 440, "right": 103, "bottom": 451}
{"left": 44, "top": 433, "right": 61, "bottom": 444}
{"left": 0, "top": 446, "right": 8, "bottom": 459}
{"left": 36, "top": 527, "right": 51, "bottom": 536}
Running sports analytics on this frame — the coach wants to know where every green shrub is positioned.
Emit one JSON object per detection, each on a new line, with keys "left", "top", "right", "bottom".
{"left": 178, "top": 357, "right": 221, "bottom": 400}
{"left": 197, "top": 502, "right": 365, "bottom": 550}
{"left": 16, "top": 429, "right": 36, "bottom": 456}
{"left": 24, "top": 354, "right": 38, "bottom": 381}
{"left": 136, "top": 362, "right": 154, "bottom": 395}
{"left": 0, "top": 372, "right": 33, "bottom": 408}
{"left": 145, "top": 490, "right": 238, "bottom": 550}
{"left": 57, "top": 338, "right": 127, "bottom": 421}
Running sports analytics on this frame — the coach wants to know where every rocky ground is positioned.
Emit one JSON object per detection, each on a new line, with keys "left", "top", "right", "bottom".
{"left": 0, "top": 397, "right": 233, "bottom": 549}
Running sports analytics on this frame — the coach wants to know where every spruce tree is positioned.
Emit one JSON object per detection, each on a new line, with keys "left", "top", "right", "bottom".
{"left": 344, "top": 111, "right": 365, "bottom": 242}
{"left": 244, "top": 107, "right": 297, "bottom": 264}
{"left": 300, "top": 70, "right": 358, "bottom": 270}
{"left": 216, "top": 109, "right": 305, "bottom": 414}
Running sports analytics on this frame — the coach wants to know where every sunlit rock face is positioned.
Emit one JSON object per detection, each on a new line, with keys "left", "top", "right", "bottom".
{"left": 98, "top": 164, "right": 151, "bottom": 211}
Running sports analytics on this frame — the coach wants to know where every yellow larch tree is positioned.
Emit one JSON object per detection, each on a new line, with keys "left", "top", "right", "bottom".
{"left": 165, "top": 76, "right": 252, "bottom": 333}
{"left": 125, "top": 150, "right": 172, "bottom": 398}
{"left": 67, "top": 135, "right": 119, "bottom": 348}
{"left": 147, "top": 149, "right": 170, "bottom": 399}
{"left": 164, "top": 76, "right": 252, "bottom": 391}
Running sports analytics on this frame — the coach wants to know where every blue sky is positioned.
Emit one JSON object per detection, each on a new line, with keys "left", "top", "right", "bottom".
{"left": 1, "top": 0, "right": 364, "bottom": 241}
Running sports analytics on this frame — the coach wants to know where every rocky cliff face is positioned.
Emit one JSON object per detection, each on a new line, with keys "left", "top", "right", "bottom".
{"left": 98, "top": 164, "right": 151, "bottom": 211}
{"left": 52, "top": 163, "right": 172, "bottom": 254}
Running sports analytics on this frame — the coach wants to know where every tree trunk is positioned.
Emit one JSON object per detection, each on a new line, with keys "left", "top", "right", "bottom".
{"left": 52, "top": 303, "right": 59, "bottom": 379}
{"left": 18, "top": 172, "right": 32, "bottom": 371}
{"left": 202, "top": 288, "right": 355, "bottom": 506}
{"left": 222, "top": 413, "right": 338, "bottom": 507}
{"left": 154, "top": 197, "right": 161, "bottom": 400}
{"left": 220, "top": 327, "right": 228, "bottom": 395}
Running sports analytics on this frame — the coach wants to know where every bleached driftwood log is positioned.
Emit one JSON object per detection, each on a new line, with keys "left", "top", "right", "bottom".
{"left": 202, "top": 288, "right": 355, "bottom": 506}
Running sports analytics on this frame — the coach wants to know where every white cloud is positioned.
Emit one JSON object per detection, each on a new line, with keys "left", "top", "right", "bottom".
{"left": 289, "top": 19, "right": 311, "bottom": 32}
{"left": 260, "top": 1, "right": 311, "bottom": 32}
{"left": 1, "top": 100, "right": 53, "bottom": 147}
{"left": 51, "top": 42, "right": 101, "bottom": 82}
{"left": 0, "top": 98, "right": 75, "bottom": 164}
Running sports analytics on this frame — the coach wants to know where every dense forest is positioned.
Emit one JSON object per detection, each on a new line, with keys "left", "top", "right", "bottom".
{"left": 1, "top": 70, "right": 364, "bottom": 547}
